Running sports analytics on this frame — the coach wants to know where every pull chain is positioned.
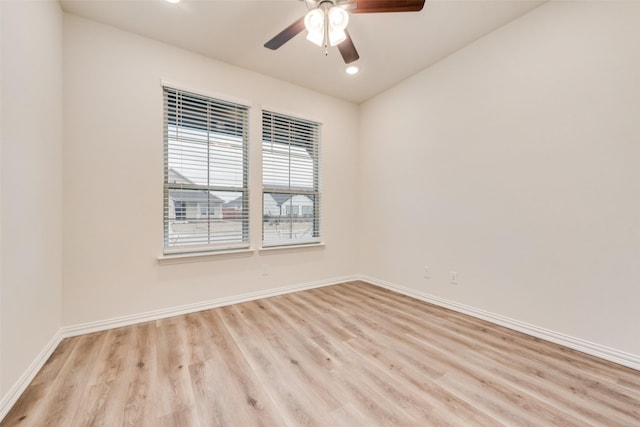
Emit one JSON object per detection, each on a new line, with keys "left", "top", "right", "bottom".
{"left": 323, "top": 5, "right": 329, "bottom": 56}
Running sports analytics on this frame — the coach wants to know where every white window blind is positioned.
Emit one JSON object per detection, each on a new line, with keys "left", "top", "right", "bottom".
{"left": 163, "top": 87, "right": 249, "bottom": 254}
{"left": 262, "top": 110, "right": 321, "bottom": 247}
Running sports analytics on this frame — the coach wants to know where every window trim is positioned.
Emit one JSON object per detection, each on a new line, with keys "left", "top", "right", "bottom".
{"left": 157, "top": 247, "right": 255, "bottom": 264}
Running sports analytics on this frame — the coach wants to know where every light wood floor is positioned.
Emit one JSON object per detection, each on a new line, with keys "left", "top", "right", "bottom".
{"left": 2, "top": 281, "right": 639, "bottom": 426}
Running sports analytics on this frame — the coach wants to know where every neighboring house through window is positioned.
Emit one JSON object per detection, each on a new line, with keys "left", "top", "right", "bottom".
{"left": 262, "top": 110, "right": 321, "bottom": 246}
{"left": 163, "top": 87, "right": 249, "bottom": 253}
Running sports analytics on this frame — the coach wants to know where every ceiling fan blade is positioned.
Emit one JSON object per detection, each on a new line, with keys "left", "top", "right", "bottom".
{"left": 347, "top": 0, "right": 425, "bottom": 14}
{"left": 264, "top": 17, "right": 306, "bottom": 50}
{"left": 337, "top": 30, "right": 360, "bottom": 64}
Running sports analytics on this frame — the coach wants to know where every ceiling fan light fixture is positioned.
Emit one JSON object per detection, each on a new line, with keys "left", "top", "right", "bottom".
{"left": 328, "top": 6, "right": 349, "bottom": 46}
{"left": 328, "top": 28, "right": 347, "bottom": 47}
{"left": 306, "top": 29, "right": 325, "bottom": 47}
{"left": 328, "top": 7, "right": 349, "bottom": 31}
{"left": 304, "top": 9, "right": 325, "bottom": 47}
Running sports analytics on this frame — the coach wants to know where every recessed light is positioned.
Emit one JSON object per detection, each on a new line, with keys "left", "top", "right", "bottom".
{"left": 346, "top": 66, "right": 359, "bottom": 75}
{"left": 165, "top": 0, "right": 180, "bottom": 4}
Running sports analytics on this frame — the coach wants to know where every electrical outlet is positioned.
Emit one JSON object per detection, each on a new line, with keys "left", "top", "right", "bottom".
{"left": 262, "top": 264, "right": 269, "bottom": 276}
{"left": 450, "top": 271, "right": 458, "bottom": 284}
{"left": 423, "top": 266, "right": 431, "bottom": 279}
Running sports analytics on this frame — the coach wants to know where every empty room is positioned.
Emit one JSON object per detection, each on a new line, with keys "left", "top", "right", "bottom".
{"left": 1, "top": 0, "right": 639, "bottom": 425}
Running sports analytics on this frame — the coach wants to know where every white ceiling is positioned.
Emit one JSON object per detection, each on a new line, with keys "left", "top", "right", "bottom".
{"left": 59, "top": 0, "right": 545, "bottom": 104}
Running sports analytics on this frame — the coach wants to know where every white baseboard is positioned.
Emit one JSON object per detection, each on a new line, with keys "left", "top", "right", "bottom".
{"left": 360, "top": 275, "right": 640, "bottom": 372}
{"left": 60, "top": 274, "right": 359, "bottom": 339}
{"left": 0, "top": 331, "right": 64, "bottom": 421}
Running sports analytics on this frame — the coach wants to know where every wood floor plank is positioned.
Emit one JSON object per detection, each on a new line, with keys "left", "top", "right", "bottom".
{"left": 154, "top": 316, "right": 200, "bottom": 426}
{"left": 191, "top": 309, "right": 281, "bottom": 427}
{"left": 469, "top": 348, "right": 635, "bottom": 426}
{"left": 122, "top": 322, "right": 157, "bottom": 427}
{"left": 312, "top": 288, "right": 564, "bottom": 425}
{"left": 341, "top": 283, "right": 640, "bottom": 408}
{"left": 30, "top": 338, "right": 79, "bottom": 386}
{"left": 2, "top": 281, "right": 639, "bottom": 426}
{"left": 260, "top": 297, "right": 424, "bottom": 425}
{"left": 71, "top": 327, "right": 138, "bottom": 426}
{"left": 352, "top": 281, "right": 638, "bottom": 384}
{"left": 217, "top": 304, "right": 332, "bottom": 426}
{"left": 340, "top": 283, "right": 640, "bottom": 425}
{"left": 29, "top": 331, "right": 109, "bottom": 426}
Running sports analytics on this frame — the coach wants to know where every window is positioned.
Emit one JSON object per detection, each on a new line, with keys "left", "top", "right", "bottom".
{"left": 262, "top": 110, "right": 321, "bottom": 247}
{"left": 163, "top": 87, "right": 249, "bottom": 254}
{"left": 175, "top": 201, "right": 186, "bottom": 220}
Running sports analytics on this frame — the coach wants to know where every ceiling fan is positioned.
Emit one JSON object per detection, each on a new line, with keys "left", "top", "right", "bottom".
{"left": 264, "top": 0, "right": 426, "bottom": 64}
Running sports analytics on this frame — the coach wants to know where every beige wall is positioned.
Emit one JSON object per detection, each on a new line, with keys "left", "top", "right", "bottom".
{"left": 2, "top": 0, "right": 640, "bottom": 411}
{"left": 0, "top": 0, "right": 63, "bottom": 394}
{"left": 62, "top": 15, "right": 359, "bottom": 326}
{"left": 358, "top": 1, "right": 640, "bottom": 356}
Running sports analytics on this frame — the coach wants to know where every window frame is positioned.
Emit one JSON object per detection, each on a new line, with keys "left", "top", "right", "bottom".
{"left": 261, "top": 109, "right": 322, "bottom": 248}
{"left": 163, "top": 86, "right": 250, "bottom": 255}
